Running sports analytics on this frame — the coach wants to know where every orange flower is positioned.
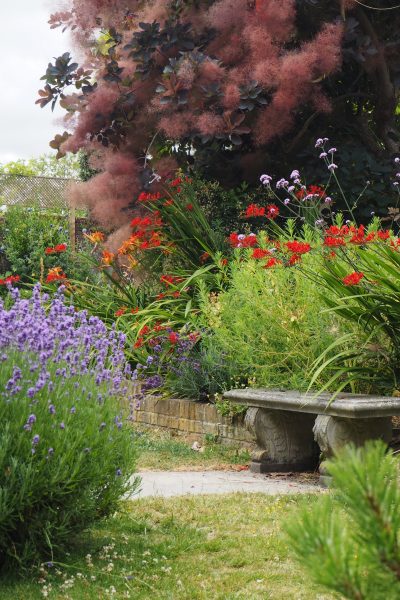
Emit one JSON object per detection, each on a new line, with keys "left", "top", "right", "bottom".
{"left": 101, "top": 250, "right": 115, "bottom": 265}
{"left": 85, "top": 231, "right": 105, "bottom": 243}
{"left": 46, "top": 267, "right": 67, "bottom": 283}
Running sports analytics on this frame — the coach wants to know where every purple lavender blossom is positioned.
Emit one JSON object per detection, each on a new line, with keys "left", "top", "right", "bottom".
{"left": 32, "top": 434, "right": 40, "bottom": 446}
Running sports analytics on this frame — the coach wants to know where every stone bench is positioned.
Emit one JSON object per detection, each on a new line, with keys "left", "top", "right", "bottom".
{"left": 223, "top": 388, "right": 400, "bottom": 473}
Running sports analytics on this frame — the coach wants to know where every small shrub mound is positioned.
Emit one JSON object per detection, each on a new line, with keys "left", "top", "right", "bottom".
{"left": 0, "top": 285, "right": 139, "bottom": 569}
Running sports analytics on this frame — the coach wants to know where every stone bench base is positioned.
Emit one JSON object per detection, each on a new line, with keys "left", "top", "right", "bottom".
{"left": 224, "top": 388, "right": 400, "bottom": 473}
{"left": 245, "top": 407, "right": 319, "bottom": 473}
{"left": 245, "top": 407, "right": 393, "bottom": 473}
{"left": 313, "top": 414, "right": 392, "bottom": 461}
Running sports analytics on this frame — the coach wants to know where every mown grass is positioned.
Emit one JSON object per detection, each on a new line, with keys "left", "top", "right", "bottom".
{"left": 134, "top": 425, "right": 252, "bottom": 471}
{"left": 0, "top": 494, "right": 332, "bottom": 600}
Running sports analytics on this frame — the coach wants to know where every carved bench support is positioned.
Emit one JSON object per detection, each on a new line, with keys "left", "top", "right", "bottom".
{"left": 313, "top": 415, "right": 392, "bottom": 462}
{"left": 245, "top": 407, "right": 318, "bottom": 473}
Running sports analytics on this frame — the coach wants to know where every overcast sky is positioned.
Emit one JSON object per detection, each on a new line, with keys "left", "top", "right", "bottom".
{"left": 0, "top": 1, "right": 71, "bottom": 163}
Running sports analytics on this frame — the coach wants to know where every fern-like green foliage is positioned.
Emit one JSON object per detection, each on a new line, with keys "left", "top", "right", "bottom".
{"left": 286, "top": 441, "right": 400, "bottom": 600}
{"left": 198, "top": 248, "right": 342, "bottom": 391}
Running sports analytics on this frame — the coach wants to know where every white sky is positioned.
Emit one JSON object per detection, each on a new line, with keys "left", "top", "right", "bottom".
{"left": 0, "top": 1, "right": 72, "bottom": 163}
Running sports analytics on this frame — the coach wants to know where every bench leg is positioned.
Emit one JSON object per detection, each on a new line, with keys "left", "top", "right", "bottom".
{"left": 313, "top": 415, "right": 393, "bottom": 461}
{"left": 245, "top": 407, "right": 318, "bottom": 473}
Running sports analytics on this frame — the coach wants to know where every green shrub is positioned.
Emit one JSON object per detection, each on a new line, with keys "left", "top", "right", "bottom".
{"left": 308, "top": 236, "right": 400, "bottom": 395}
{"left": 1, "top": 206, "right": 69, "bottom": 279}
{"left": 0, "top": 286, "right": 139, "bottom": 569}
{"left": 199, "top": 250, "right": 340, "bottom": 391}
{"left": 286, "top": 441, "right": 400, "bottom": 600}
{"left": 0, "top": 206, "right": 97, "bottom": 284}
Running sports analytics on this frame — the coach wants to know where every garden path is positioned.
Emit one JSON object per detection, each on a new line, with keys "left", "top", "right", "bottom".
{"left": 132, "top": 470, "right": 322, "bottom": 498}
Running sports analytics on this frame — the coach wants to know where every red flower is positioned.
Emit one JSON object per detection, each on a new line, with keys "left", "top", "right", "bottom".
{"left": 172, "top": 291, "right": 181, "bottom": 298}
{"left": 134, "top": 338, "right": 144, "bottom": 349}
{"left": 251, "top": 248, "right": 271, "bottom": 260}
{"left": 115, "top": 307, "right": 127, "bottom": 317}
{"left": 325, "top": 225, "right": 342, "bottom": 236}
{"left": 221, "top": 258, "right": 228, "bottom": 266}
{"left": 169, "top": 332, "right": 179, "bottom": 344}
{"left": 45, "top": 244, "right": 67, "bottom": 255}
{"left": 377, "top": 230, "right": 390, "bottom": 240}
{"left": 186, "top": 203, "right": 194, "bottom": 211}
{"left": 170, "top": 177, "right": 182, "bottom": 187}
{"left": 200, "top": 252, "right": 210, "bottom": 262}
{"left": 229, "top": 233, "right": 258, "bottom": 248}
{"left": 46, "top": 272, "right": 67, "bottom": 283}
{"left": 342, "top": 272, "right": 364, "bottom": 286}
{"left": 245, "top": 204, "right": 265, "bottom": 218}
{"left": 139, "top": 325, "right": 150, "bottom": 337}
{"left": 323, "top": 236, "right": 346, "bottom": 247}
{"left": 163, "top": 199, "right": 174, "bottom": 206}
{"left": 263, "top": 257, "right": 281, "bottom": 269}
{"left": 349, "top": 225, "right": 367, "bottom": 245}
{"left": 0, "top": 275, "right": 20, "bottom": 286}
{"left": 156, "top": 293, "right": 166, "bottom": 300}
{"left": 137, "top": 192, "right": 162, "bottom": 203}
{"left": 285, "top": 241, "right": 311, "bottom": 254}
{"left": 296, "top": 185, "right": 325, "bottom": 200}
{"left": 288, "top": 253, "right": 301, "bottom": 265}
{"left": 266, "top": 204, "right": 279, "bottom": 219}
{"left": 160, "top": 275, "right": 183, "bottom": 286}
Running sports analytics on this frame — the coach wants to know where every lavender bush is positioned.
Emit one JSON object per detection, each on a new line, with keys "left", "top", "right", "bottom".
{"left": 0, "top": 285, "right": 139, "bottom": 569}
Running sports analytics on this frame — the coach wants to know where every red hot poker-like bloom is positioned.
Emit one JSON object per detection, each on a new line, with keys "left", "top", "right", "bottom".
{"left": 285, "top": 241, "right": 311, "bottom": 254}
{"left": 324, "top": 236, "right": 346, "bottom": 247}
{"left": 263, "top": 257, "right": 281, "bottom": 269}
{"left": 245, "top": 204, "right": 265, "bottom": 218}
{"left": 266, "top": 204, "right": 279, "bottom": 219}
{"left": 0, "top": 275, "right": 20, "bottom": 286}
{"left": 288, "top": 253, "right": 302, "bottom": 265}
{"left": 296, "top": 185, "right": 326, "bottom": 200}
{"left": 169, "top": 332, "right": 179, "bottom": 344}
{"left": 251, "top": 248, "right": 271, "bottom": 260}
{"left": 342, "top": 272, "right": 364, "bottom": 286}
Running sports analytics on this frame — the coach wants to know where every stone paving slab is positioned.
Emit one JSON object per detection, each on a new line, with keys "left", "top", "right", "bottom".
{"left": 132, "top": 470, "right": 322, "bottom": 498}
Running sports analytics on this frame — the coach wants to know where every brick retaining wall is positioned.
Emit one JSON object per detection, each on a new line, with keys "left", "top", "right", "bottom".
{"left": 134, "top": 396, "right": 255, "bottom": 448}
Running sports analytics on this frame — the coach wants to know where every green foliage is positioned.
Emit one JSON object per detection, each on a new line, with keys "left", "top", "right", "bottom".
{"left": 176, "top": 178, "right": 258, "bottom": 236}
{"left": 1, "top": 206, "right": 96, "bottom": 284}
{"left": 286, "top": 441, "right": 400, "bottom": 600}
{"left": 0, "top": 154, "right": 80, "bottom": 179}
{"left": 1, "top": 206, "right": 70, "bottom": 279}
{"left": 78, "top": 150, "right": 98, "bottom": 182}
{"left": 309, "top": 240, "right": 400, "bottom": 395}
{"left": 199, "top": 250, "right": 340, "bottom": 391}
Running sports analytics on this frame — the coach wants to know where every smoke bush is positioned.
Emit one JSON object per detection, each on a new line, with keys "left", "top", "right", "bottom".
{"left": 39, "top": 0, "right": 344, "bottom": 227}
{"left": 0, "top": 285, "right": 138, "bottom": 569}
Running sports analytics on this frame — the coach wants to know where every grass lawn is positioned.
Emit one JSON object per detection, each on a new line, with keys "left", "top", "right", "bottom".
{"left": 0, "top": 494, "right": 331, "bottom": 600}
{"left": 134, "top": 425, "right": 253, "bottom": 471}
